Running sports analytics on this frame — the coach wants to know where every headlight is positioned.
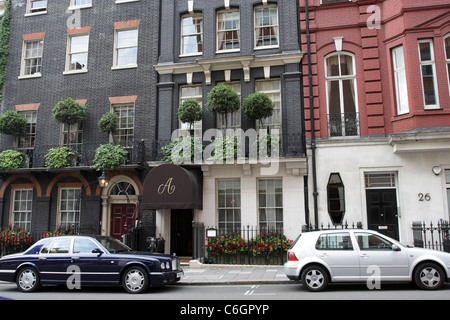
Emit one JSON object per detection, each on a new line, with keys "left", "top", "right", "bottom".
{"left": 161, "top": 262, "right": 166, "bottom": 270}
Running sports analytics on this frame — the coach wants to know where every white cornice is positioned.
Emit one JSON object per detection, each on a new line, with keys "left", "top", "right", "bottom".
{"left": 154, "top": 51, "right": 304, "bottom": 84}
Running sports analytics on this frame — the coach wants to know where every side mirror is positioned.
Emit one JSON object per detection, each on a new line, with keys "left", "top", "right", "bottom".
{"left": 392, "top": 244, "right": 401, "bottom": 251}
{"left": 92, "top": 248, "right": 104, "bottom": 256}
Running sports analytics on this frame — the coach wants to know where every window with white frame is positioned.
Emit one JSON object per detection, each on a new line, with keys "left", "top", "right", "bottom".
{"left": 181, "top": 13, "right": 203, "bottom": 56}
{"left": 179, "top": 85, "right": 202, "bottom": 137}
{"left": 60, "top": 122, "right": 83, "bottom": 153}
{"left": 392, "top": 46, "right": 409, "bottom": 115}
{"left": 325, "top": 52, "right": 359, "bottom": 137}
{"left": 254, "top": 5, "right": 279, "bottom": 49}
{"left": 217, "top": 179, "right": 241, "bottom": 232}
{"left": 16, "top": 111, "right": 37, "bottom": 150}
{"left": 418, "top": 40, "right": 439, "bottom": 109}
{"left": 114, "top": 28, "right": 138, "bottom": 68}
{"left": 217, "top": 9, "right": 240, "bottom": 52}
{"left": 258, "top": 179, "right": 283, "bottom": 231}
{"left": 112, "top": 104, "right": 135, "bottom": 149}
{"left": 255, "top": 79, "right": 282, "bottom": 133}
{"left": 59, "top": 188, "right": 80, "bottom": 230}
{"left": 11, "top": 189, "right": 33, "bottom": 231}
{"left": 26, "top": 0, "right": 47, "bottom": 14}
{"left": 66, "top": 34, "right": 89, "bottom": 72}
{"left": 216, "top": 82, "right": 241, "bottom": 130}
{"left": 70, "top": 0, "right": 92, "bottom": 9}
{"left": 444, "top": 35, "right": 450, "bottom": 95}
{"left": 21, "top": 40, "right": 44, "bottom": 76}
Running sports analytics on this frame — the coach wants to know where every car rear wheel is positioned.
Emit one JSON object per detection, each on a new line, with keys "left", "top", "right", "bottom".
{"left": 414, "top": 263, "right": 445, "bottom": 290}
{"left": 16, "top": 267, "right": 40, "bottom": 293}
{"left": 122, "top": 266, "right": 149, "bottom": 294}
{"left": 301, "top": 265, "right": 329, "bottom": 292}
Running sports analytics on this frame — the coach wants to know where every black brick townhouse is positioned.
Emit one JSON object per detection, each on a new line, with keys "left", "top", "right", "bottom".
{"left": 0, "top": 0, "right": 159, "bottom": 248}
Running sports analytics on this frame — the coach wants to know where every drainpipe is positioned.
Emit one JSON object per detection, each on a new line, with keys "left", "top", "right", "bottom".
{"left": 304, "top": 0, "right": 319, "bottom": 228}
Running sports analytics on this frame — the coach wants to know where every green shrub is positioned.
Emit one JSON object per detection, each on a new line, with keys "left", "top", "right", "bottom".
{"left": 0, "top": 110, "right": 27, "bottom": 136}
{"left": 0, "top": 149, "right": 25, "bottom": 170}
{"left": 45, "top": 146, "right": 78, "bottom": 169}
{"left": 92, "top": 144, "right": 128, "bottom": 171}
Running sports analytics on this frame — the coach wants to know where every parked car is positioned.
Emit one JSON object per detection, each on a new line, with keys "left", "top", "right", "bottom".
{"left": 284, "top": 229, "right": 450, "bottom": 291}
{"left": 0, "top": 235, "right": 183, "bottom": 294}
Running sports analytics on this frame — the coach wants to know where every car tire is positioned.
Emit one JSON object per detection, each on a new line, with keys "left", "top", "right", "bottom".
{"left": 122, "top": 266, "right": 149, "bottom": 294}
{"left": 414, "top": 262, "right": 445, "bottom": 290}
{"left": 16, "top": 267, "right": 41, "bottom": 293}
{"left": 301, "top": 265, "right": 329, "bottom": 292}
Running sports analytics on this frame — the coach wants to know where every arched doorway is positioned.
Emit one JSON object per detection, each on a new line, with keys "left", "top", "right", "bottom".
{"left": 101, "top": 175, "right": 140, "bottom": 242}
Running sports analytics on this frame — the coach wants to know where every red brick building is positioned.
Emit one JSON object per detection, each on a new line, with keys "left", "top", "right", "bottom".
{"left": 300, "top": 0, "right": 450, "bottom": 243}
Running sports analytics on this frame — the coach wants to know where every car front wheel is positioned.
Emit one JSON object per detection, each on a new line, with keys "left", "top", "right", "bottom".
{"left": 122, "top": 266, "right": 149, "bottom": 294}
{"left": 301, "top": 265, "right": 329, "bottom": 292}
{"left": 414, "top": 263, "right": 445, "bottom": 290}
{"left": 16, "top": 267, "right": 40, "bottom": 293}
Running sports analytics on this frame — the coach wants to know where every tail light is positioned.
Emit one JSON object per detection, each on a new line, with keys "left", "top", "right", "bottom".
{"left": 288, "top": 251, "right": 298, "bottom": 261}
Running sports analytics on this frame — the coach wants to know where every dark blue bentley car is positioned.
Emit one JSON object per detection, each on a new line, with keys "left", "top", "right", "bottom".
{"left": 0, "top": 235, "right": 183, "bottom": 294}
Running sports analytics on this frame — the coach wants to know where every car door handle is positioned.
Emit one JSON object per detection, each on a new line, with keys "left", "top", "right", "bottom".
{"left": 360, "top": 253, "right": 369, "bottom": 258}
{"left": 39, "top": 256, "right": 47, "bottom": 260}
{"left": 71, "top": 257, "right": 80, "bottom": 261}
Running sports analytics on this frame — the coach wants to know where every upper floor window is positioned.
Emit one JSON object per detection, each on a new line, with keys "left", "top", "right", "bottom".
{"left": 325, "top": 52, "right": 359, "bottom": 137}
{"left": 112, "top": 104, "right": 135, "bottom": 149}
{"left": 444, "top": 35, "right": 450, "bottom": 96}
{"left": 16, "top": 111, "right": 37, "bottom": 150}
{"left": 114, "top": 29, "right": 138, "bottom": 68}
{"left": 216, "top": 82, "right": 241, "bottom": 130}
{"left": 255, "top": 79, "right": 282, "bottom": 133}
{"left": 181, "top": 13, "right": 203, "bottom": 56}
{"left": 254, "top": 5, "right": 278, "bottom": 49}
{"left": 179, "top": 85, "right": 202, "bottom": 137}
{"left": 392, "top": 46, "right": 409, "bottom": 115}
{"left": 70, "top": 0, "right": 92, "bottom": 9}
{"left": 418, "top": 39, "right": 439, "bottom": 109}
{"left": 217, "top": 9, "right": 240, "bottom": 52}
{"left": 66, "top": 34, "right": 89, "bottom": 73}
{"left": 26, "top": 0, "right": 47, "bottom": 15}
{"left": 20, "top": 39, "right": 44, "bottom": 77}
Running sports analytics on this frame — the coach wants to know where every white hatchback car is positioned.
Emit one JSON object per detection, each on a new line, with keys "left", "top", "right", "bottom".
{"left": 284, "top": 229, "right": 450, "bottom": 291}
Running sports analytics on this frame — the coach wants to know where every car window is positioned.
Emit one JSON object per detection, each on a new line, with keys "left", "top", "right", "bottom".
{"left": 356, "top": 233, "right": 393, "bottom": 250}
{"left": 48, "top": 238, "right": 72, "bottom": 254}
{"left": 73, "top": 238, "right": 100, "bottom": 254}
{"left": 40, "top": 240, "right": 52, "bottom": 254}
{"left": 315, "top": 232, "right": 353, "bottom": 250}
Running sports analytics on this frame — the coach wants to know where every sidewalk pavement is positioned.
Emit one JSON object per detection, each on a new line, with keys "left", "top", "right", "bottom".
{"left": 178, "top": 262, "right": 292, "bottom": 285}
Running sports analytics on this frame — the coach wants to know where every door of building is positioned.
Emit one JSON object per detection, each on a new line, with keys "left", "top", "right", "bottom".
{"left": 110, "top": 204, "right": 136, "bottom": 241}
{"left": 171, "top": 209, "right": 193, "bottom": 256}
{"left": 366, "top": 189, "right": 399, "bottom": 240}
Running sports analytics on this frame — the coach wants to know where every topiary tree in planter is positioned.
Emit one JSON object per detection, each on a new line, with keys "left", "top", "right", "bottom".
{"left": 91, "top": 143, "right": 128, "bottom": 171}
{"left": 98, "top": 112, "right": 119, "bottom": 138}
{"left": 177, "top": 99, "right": 202, "bottom": 137}
{"left": 242, "top": 92, "right": 274, "bottom": 130}
{"left": 0, "top": 149, "right": 25, "bottom": 170}
{"left": 206, "top": 83, "right": 240, "bottom": 129}
{"left": 0, "top": 110, "right": 27, "bottom": 137}
{"left": 45, "top": 146, "right": 78, "bottom": 169}
{"left": 52, "top": 98, "right": 87, "bottom": 146}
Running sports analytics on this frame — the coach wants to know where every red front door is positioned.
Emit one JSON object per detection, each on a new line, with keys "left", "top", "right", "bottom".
{"left": 110, "top": 204, "right": 136, "bottom": 241}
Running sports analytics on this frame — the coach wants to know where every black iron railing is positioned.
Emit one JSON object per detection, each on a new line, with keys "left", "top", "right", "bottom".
{"left": 328, "top": 112, "right": 360, "bottom": 137}
{"left": 412, "top": 221, "right": 450, "bottom": 252}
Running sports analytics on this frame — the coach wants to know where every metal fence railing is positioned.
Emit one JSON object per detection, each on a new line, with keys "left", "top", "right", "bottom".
{"left": 412, "top": 221, "right": 450, "bottom": 253}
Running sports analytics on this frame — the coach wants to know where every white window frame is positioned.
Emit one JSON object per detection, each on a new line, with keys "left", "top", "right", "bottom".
{"left": 392, "top": 46, "right": 409, "bottom": 115}
{"left": 69, "top": 0, "right": 92, "bottom": 10}
{"left": 324, "top": 52, "right": 359, "bottom": 137}
{"left": 254, "top": 4, "right": 279, "bottom": 50}
{"left": 216, "top": 81, "right": 241, "bottom": 130}
{"left": 258, "top": 178, "right": 283, "bottom": 232}
{"left": 216, "top": 9, "right": 240, "bottom": 53}
{"left": 113, "top": 27, "right": 139, "bottom": 70}
{"left": 25, "top": 0, "right": 47, "bottom": 16}
{"left": 112, "top": 103, "right": 135, "bottom": 149}
{"left": 217, "top": 179, "right": 241, "bottom": 233}
{"left": 255, "top": 79, "right": 282, "bottom": 134}
{"left": 444, "top": 34, "right": 450, "bottom": 98}
{"left": 11, "top": 189, "right": 33, "bottom": 232}
{"left": 64, "top": 33, "right": 89, "bottom": 74}
{"left": 179, "top": 85, "right": 203, "bottom": 137}
{"left": 15, "top": 111, "right": 37, "bottom": 150}
{"left": 58, "top": 188, "right": 81, "bottom": 231}
{"left": 19, "top": 39, "right": 44, "bottom": 79}
{"left": 180, "top": 13, "right": 203, "bottom": 57}
{"left": 418, "top": 39, "right": 440, "bottom": 110}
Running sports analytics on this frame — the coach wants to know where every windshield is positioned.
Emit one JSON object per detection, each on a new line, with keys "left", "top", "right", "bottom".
{"left": 94, "top": 236, "right": 131, "bottom": 253}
